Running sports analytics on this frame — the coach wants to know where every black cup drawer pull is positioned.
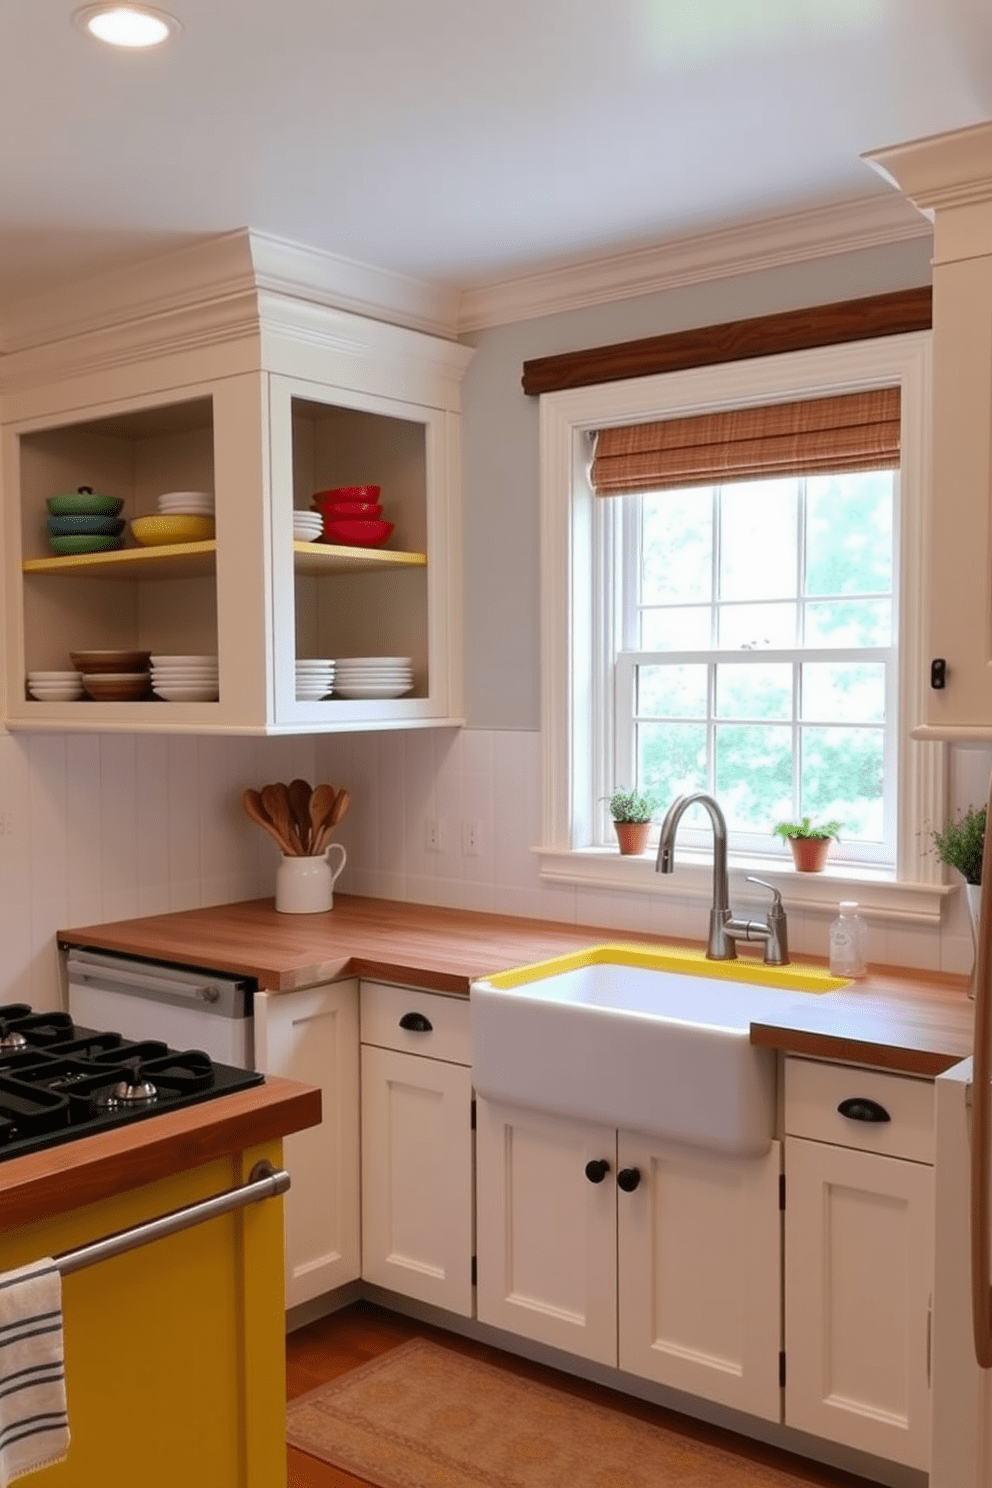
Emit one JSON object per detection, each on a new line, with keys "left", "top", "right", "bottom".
{"left": 399, "top": 1011, "right": 433, "bottom": 1033}
{"left": 837, "top": 1096, "right": 891, "bottom": 1124}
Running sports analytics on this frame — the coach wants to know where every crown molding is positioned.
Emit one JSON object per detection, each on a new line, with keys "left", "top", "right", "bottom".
{"left": 246, "top": 231, "right": 461, "bottom": 340}
{"left": 864, "top": 119, "right": 992, "bottom": 214}
{"left": 0, "top": 289, "right": 262, "bottom": 401}
{"left": 0, "top": 190, "right": 936, "bottom": 362}
{"left": 456, "top": 193, "right": 933, "bottom": 333}
{"left": 0, "top": 227, "right": 462, "bottom": 358}
{"left": 0, "top": 231, "right": 258, "bottom": 356}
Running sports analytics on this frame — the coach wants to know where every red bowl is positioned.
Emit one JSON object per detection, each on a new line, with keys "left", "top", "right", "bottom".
{"left": 312, "top": 500, "right": 383, "bottom": 518}
{"left": 312, "top": 485, "right": 380, "bottom": 504}
{"left": 321, "top": 518, "right": 394, "bottom": 548}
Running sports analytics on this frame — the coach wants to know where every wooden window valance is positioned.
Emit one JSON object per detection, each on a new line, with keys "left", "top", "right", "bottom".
{"left": 590, "top": 386, "right": 901, "bottom": 496}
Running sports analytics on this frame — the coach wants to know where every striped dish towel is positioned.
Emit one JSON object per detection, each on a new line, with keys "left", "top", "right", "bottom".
{"left": 0, "top": 1259, "right": 69, "bottom": 1485}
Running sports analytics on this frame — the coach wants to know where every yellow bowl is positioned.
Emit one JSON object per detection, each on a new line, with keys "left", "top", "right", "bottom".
{"left": 131, "top": 514, "right": 215, "bottom": 546}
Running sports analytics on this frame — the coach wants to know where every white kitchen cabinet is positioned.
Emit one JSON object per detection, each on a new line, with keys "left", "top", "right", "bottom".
{"left": 0, "top": 253, "right": 472, "bottom": 734}
{"left": 866, "top": 121, "right": 992, "bottom": 738}
{"left": 254, "top": 980, "right": 361, "bottom": 1308}
{"left": 783, "top": 1058, "right": 934, "bottom": 1470}
{"left": 360, "top": 981, "right": 474, "bottom": 1316}
{"left": 475, "top": 1097, "right": 782, "bottom": 1420}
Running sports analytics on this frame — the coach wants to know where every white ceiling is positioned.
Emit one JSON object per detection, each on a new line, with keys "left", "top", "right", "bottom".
{"left": 0, "top": 0, "right": 990, "bottom": 328}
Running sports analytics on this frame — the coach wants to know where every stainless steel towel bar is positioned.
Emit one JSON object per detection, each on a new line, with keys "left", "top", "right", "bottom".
{"left": 54, "top": 1160, "right": 290, "bottom": 1277}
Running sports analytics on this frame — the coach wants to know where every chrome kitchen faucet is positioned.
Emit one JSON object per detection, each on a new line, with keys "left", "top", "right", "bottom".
{"left": 655, "top": 791, "right": 789, "bottom": 964}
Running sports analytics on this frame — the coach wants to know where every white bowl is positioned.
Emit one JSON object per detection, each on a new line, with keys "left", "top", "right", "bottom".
{"left": 149, "top": 655, "right": 218, "bottom": 666}
{"left": 27, "top": 670, "right": 82, "bottom": 682}
{"left": 333, "top": 683, "right": 413, "bottom": 699}
{"left": 157, "top": 490, "right": 213, "bottom": 504}
{"left": 28, "top": 686, "right": 84, "bottom": 700}
{"left": 152, "top": 684, "right": 219, "bottom": 701}
{"left": 334, "top": 656, "right": 411, "bottom": 667}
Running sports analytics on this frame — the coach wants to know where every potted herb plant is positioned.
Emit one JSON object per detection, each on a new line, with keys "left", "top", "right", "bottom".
{"left": 931, "top": 804, "right": 986, "bottom": 998}
{"left": 773, "top": 816, "right": 843, "bottom": 873}
{"left": 607, "top": 787, "right": 661, "bottom": 856}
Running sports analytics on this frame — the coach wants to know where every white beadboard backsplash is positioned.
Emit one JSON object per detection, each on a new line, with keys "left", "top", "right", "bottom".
{"left": 1, "top": 727, "right": 986, "bottom": 1011}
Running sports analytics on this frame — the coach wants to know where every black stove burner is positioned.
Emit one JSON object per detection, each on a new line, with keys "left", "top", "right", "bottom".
{"left": 0, "top": 1002, "right": 263, "bottom": 1164}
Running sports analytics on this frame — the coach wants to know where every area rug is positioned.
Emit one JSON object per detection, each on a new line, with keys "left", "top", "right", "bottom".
{"left": 286, "top": 1338, "right": 812, "bottom": 1488}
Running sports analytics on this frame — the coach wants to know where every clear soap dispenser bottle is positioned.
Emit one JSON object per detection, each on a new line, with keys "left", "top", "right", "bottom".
{"left": 828, "top": 901, "right": 868, "bottom": 978}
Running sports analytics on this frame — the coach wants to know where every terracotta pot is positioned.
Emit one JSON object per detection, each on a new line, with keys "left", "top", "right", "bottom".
{"left": 788, "top": 835, "right": 831, "bottom": 872}
{"left": 614, "top": 820, "right": 651, "bottom": 856}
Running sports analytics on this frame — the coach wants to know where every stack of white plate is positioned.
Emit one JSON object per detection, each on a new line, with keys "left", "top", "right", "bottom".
{"left": 26, "top": 669, "right": 84, "bottom": 701}
{"left": 333, "top": 656, "right": 414, "bottom": 699}
{"left": 293, "top": 511, "right": 323, "bottom": 542}
{"left": 157, "top": 490, "right": 215, "bottom": 516}
{"left": 149, "top": 653, "right": 219, "bottom": 702}
{"left": 296, "top": 659, "right": 335, "bottom": 700}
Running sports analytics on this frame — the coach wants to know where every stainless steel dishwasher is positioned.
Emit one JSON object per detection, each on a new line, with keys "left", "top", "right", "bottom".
{"left": 65, "top": 947, "right": 255, "bottom": 1068}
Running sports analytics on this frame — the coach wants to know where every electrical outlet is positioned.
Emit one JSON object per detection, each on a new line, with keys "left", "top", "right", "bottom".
{"left": 426, "top": 819, "right": 446, "bottom": 852}
{"left": 462, "top": 821, "right": 482, "bottom": 857}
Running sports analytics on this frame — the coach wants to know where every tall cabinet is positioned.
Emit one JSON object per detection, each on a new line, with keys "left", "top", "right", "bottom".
{"left": 866, "top": 120, "right": 992, "bottom": 738}
{"left": 0, "top": 234, "right": 473, "bottom": 734}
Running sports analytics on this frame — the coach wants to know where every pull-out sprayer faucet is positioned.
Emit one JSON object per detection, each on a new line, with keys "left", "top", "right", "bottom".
{"left": 655, "top": 791, "right": 789, "bottom": 964}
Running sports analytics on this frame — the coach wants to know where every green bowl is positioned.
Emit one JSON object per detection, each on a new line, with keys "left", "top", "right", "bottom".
{"left": 47, "top": 490, "right": 124, "bottom": 517}
{"left": 48, "top": 534, "right": 123, "bottom": 556}
{"left": 47, "top": 515, "right": 126, "bottom": 536}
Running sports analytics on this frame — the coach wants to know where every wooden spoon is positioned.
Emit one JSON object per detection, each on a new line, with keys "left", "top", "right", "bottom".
{"left": 313, "top": 787, "right": 351, "bottom": 854}
{"left": 308, "top": 783, "right": 337, "bottom": 856}
{"left": 288, "top": 778, "right": 313, "bottom": 855}
{"left": 261, "top": 782, "right": 303, "bottom": 855}
{"left": 242, "top": 788, "right": 298, "bottom": 857}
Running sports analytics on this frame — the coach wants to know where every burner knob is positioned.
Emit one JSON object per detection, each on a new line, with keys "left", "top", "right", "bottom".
{"left": 0, "top": 1019, "right": 27, "bottom": 1050}
{"left": 112, "top": 1066, "right": 158, "bottom": 1104}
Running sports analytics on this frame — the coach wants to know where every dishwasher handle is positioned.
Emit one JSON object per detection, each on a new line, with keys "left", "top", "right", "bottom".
{"left": 66, "top": 952, "right": 248, "bottom": 1010}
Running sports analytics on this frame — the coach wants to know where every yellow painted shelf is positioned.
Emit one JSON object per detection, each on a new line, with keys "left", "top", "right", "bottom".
{"left": 292, "top": 540, "right": 427, "bottom": 576}
{"left": 23, "top": 540, "right": 217, "bottom": 580}
{"left": 22, "top": 540, "right": 427, "bottom": 581}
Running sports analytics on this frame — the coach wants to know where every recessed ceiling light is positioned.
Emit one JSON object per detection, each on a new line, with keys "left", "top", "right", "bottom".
{"left": 74, "top": 4, "right": 181, "bottom": 49}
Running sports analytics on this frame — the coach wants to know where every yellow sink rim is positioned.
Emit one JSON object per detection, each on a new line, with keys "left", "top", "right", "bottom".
{"left": 482, "top": 942, "right": 849, "bottom": 993}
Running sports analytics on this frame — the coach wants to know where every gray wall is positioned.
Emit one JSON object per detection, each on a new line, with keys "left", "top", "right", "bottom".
{"left": 458, "top": 237, "right": 935, "bottom": 731}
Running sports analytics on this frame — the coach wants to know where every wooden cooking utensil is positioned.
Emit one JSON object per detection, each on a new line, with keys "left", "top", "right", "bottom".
{"left": 288, "top": 778, "right": 313, "bottom": 854}
{"left": 308, "top": 783, "right": 336, "bottom": 855}
{"left": 242, "top": 788, "right": 299, "bottom": 857}
{"left": 312, "top": 786, "right": 351, "bottom": 855}
{"left": 261, "top": 782, "right": 303, "bottom": 855}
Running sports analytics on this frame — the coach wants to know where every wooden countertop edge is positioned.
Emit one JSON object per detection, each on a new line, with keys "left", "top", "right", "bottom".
{"left": 3, "top": 1075, "right": 321, "bottom": 1232}
{"left": 749, "top": 1023, "right": 964, "bottom": 1077}
{"left": 56, "top": 895, "right": 976, "bottom": 1074}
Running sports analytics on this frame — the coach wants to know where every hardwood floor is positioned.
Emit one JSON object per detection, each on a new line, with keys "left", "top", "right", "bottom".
{"left": 285, "top": 1301, "right": 882, "bottom": 1487}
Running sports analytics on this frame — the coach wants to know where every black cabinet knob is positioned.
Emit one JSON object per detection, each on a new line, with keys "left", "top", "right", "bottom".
{"left": 617, "top": 1167, "right": 641, "bottom": 1192}
{"left": 584, "top": 1159, "right": 610, "bottom": 1184}
{"left": 837, "top": 1096, "right": 891, "bottom": 1124}
{"left": 398, "top": 1011, "right": 433, "bottom": 1033}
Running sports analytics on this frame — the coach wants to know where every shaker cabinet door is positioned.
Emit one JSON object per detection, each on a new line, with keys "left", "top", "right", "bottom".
{"left": 255, "top": 981, "right": 361, "bottom": 1307}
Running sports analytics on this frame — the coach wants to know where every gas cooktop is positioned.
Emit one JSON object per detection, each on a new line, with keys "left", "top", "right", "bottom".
{"left": 0, "top": 1003, "right": 264, "bottom": 1164}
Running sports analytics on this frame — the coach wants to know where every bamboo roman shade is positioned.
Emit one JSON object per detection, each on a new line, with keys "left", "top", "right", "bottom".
{"left": 590, "top": 387, "right": 901, "bottom": 496}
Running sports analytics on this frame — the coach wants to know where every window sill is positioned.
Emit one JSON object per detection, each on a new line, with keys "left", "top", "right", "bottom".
{"left": 535, "top": 846, "right": 951, "bottom": 925}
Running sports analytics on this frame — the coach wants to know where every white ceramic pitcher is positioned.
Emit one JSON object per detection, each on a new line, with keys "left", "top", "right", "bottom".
{"left": 275, "top": 843, "right": 346, "bottom": 913}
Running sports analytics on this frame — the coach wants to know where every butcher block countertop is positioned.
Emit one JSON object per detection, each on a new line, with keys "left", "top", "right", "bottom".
{"left": 57, "top": 893, "right": 975, "bottom": 1080}
{"left": 3, "top": 1074, "right": 322, "bottom": 1232}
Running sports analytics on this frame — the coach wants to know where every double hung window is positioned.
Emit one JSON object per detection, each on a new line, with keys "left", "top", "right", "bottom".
{"left": 605, "top": 445, "right": 897, "bottom": 867}
{"left": 537, "top": 332, "right": 938, "bottom": 888}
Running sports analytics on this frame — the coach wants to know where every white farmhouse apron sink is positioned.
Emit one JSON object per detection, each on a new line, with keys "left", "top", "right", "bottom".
{"left": 471, "top": 946, "right": 843, "bottom": 1157}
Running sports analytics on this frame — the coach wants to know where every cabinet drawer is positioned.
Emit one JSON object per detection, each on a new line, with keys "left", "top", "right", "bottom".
{"left": 784, "top": 1057, "right": 933, "bottom": 1164}
{"left": 360, "top": 981, "right": 471, "bottom": 1065}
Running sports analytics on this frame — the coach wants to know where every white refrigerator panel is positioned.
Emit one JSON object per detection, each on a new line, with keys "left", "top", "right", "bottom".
{"left": 932, "top": 1059, "right": 992, "bottom": 1487}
